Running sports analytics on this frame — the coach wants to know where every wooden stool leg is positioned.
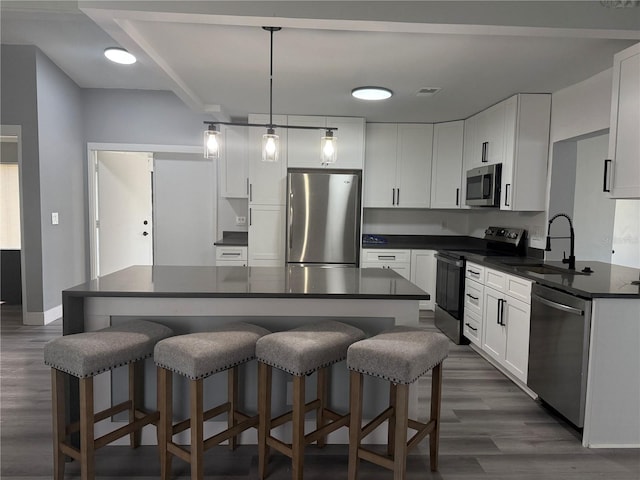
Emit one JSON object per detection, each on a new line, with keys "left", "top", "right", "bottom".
{"left": 228, "top": 366, "right": 238, "bottom": 450}
{"left": 258, "top": 362, "right": 272, "bottom": 480}
{"left": 347, "top": 371, "right": 363, "bottom": 480}
{"left": 387, "top": 382, "right": 397, "bottom": 456}
{"left": 292, "top": 375, "right": 305, "bottom": 480}
{"left": 429, "top": 363, "right": 443, "bottom": 472}
{"left": 51, "top": 369, "right": 66, "bottom": 480}
{"left": 79, "top": 377, "right": 95, "bottom": 480}
{"left": 158, "top": 368, "right": 173, "bottom": 480}
{"left": 129, "top": 362, "right": 143, "bottom": 448}
{"left": 316, "top": 367, "right": 327, "bottom": 448}
{"left": 393, "top": 384, "right": 409, "bottom": 480}
{"left": 190, "top": 378, "right": 204, "bottom": 480}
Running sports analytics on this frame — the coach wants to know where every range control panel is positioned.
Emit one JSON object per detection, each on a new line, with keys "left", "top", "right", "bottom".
{"left": 484, "top": 226, "right": 526, "bottom": 246}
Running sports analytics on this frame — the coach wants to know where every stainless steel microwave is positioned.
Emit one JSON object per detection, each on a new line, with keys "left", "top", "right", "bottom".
{"left": 466, "top": 163, "right": 502, "bottom": 207}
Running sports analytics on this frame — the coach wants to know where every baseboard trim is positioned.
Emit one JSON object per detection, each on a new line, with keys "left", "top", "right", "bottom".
{"left": 24, "top": 304, "right": 62, "bottom": 325}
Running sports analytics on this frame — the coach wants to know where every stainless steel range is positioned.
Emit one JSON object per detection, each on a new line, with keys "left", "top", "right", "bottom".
{"left": 434, "top": 227, "right": 527, "bottom": 344}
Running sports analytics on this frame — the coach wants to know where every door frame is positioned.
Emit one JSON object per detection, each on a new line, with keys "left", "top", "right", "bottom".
{"left": 87, "top": 143, "right": 202, "bottom": 279}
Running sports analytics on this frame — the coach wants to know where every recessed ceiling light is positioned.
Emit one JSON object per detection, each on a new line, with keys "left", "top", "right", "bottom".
{"left": 351, "top": 87, "right": 393, "bottom": 101}
{"left": 104, "top": 47, "right": 136, "bottom": 65}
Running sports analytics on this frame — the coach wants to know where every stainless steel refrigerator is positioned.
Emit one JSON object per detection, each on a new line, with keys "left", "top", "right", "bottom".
{"left": 286, "top": 169, "right": 361, "bottom": 266}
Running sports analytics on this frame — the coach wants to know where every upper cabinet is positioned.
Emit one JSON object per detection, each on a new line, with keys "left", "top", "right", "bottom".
{"left": 219, "top": 125, "right": 248, "bottom": 198}
{"left": 430, "top": 121, "right": 464, "bottom": 209}
{"left": 247, "top": 113, "right": 288, "bottom": 205}
{"left": 606, "top": 42, "right": 640, "bottom": 199}
{"left": 364, "top": 123, "right": 433, "bottom": 208}
{"left": 462, "top": 93, "right": 551, "bottom": 211}
{"left": 287, "top": 116, "right": 365, "bottom": 169}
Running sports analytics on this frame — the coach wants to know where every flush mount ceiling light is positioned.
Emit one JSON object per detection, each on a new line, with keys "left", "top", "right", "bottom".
{"left": 351, "top": 87, "right": 393, "bottom": 101}
{"left": 204, "top": 27, "right": 338, "bottom": 164}
{"left": 104, "top": 47, "right": 136, "bottom": 65}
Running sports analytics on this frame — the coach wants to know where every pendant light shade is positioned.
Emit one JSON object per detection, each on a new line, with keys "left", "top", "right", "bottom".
{"left": 321, "top": 130, "right": 337, "bottom": 165}
{"left": 204, "top": 125, "right": 221, "bottom": 159}
{"left": 262, "top": 129, "right": 279, "bottom": 162}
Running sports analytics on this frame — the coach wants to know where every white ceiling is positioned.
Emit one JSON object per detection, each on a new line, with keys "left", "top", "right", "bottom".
{"left": 1, "top": 1, "right": 639, "bottom": 123}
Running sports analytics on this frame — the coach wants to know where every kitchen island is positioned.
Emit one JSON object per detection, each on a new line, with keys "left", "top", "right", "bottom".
{"left": 62, "top": 265, "right": 429, "bottom": 445}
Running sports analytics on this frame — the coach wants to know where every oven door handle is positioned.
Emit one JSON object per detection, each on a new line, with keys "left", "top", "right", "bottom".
{"left": 434, "top": 253, "right": 463, "bottom": 268}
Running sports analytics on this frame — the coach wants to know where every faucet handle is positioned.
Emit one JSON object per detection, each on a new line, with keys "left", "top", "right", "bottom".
{"left": 562, "top": 251, "right": 569, "bottom": 264}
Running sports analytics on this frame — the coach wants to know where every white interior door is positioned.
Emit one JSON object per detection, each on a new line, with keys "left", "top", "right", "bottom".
{"left": 97, "top": 151, "right": 153, "bottom": 276}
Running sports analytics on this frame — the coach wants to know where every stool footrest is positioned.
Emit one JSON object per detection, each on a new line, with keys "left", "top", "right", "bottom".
{"left": 357, "top": 447, "right": 394, "bottom": 470}
{"left": 172, "top": 401, "right": 231, "bottom": 435}
{"left": 94, "top": 411, "right": 159, "bottom": 449}
{"left": 203, "top": 414, "right": 259, "bottom": 450}
{"left": 167, "top": 442, "right": 191, "bottom": 463}
{"left": 266, "top": 435, "right": 293, "bottom": 457}
{"left": 271, "top": 399, "right": 321, "bottom": 429}
{"left": 406, "top": 419, "right": 435, "bottom": 451}
{"left": 65, "top": 400, "right": 132, "bottom": 435}
{"left": 361, "top": 407, "right": 393, "bottom": 439}
{"left": 305, "top": 411, "right": 349, "bottom": 445}
{"left": 59, "top": 443, "right": 81, "bottom": 462}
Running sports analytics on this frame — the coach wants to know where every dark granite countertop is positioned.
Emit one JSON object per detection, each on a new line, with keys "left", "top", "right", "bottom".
{"left": 214, "top": 231, "right": 248, "bottom": 246}
{"left": 63, "top": 265, "right": 429, "bottom": 300}
{"left": 464, "top": 253, "right": 640, "bottom": 299}
{"left": 362, "top": 234, "right": 487, "bottom": 251}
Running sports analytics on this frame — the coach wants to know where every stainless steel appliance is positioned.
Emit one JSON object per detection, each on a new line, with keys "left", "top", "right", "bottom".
{"left": 528, "top": 284, "right": 591, "bottom": 427}
{"left": 466, "top": 163, "right": 502, "bottom": 207}
{"left": 286, "top": 169, "right": 361, "bottom": 266}
{"left": 435, "top": 227, "right": 527, "bottom": 344}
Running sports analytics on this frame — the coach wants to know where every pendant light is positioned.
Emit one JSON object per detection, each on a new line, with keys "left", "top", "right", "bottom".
{"left": 203, "top": 27, "right": 338, "bottom": 165}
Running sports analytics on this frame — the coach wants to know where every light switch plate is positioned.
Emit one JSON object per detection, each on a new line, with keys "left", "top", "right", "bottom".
{"left": 51, "top": 212, "right": 59, "bottom": 225}
{"left": 235, "top": 216, "right": 246, "bottom": 225}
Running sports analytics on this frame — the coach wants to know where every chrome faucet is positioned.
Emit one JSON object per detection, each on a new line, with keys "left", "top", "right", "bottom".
{"left": 545, "top": 213, "right": 576, "bottom": 270}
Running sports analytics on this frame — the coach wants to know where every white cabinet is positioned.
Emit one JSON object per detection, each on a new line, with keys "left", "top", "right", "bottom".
{"left": 361, "top": 249, "right": 411, "bottom": 280}
{"left": 461, "top": 94, "right": 551, "bottom": 211}
{"left": 364, "top": 123, "right": 433, "bottom": 208}
{"left": 248, "top": 114, "right": 288, "bottom": 205}
{"left": 410, "top": 250, "right": 436, "bottom": 310}
{"left": 287, "top": 116, "right": 365, "bottom": 169}
{"left": 215, "top": 246, "right": 247, "bottom": 266}
{"left": 248, "top": 204, "right": 284, "bottom": 266}
{"left": 219, "top": 125, "right": 249, "bottom": 198}
{"left": 480, "top": 267, "right": 532, "bottom": 383}
{"left": 606, "top": 42, "right": 640, "bottom": 199}
{"left": 430, "top": 121, "right": 464, "bottom": 209}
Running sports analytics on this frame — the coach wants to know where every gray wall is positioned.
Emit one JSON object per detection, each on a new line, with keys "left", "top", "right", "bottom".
{"left": 35, "top": 49, "right": 86, "bottom": 309}
{"left": 1, "top": 45, "right": 43, "bottom": 312}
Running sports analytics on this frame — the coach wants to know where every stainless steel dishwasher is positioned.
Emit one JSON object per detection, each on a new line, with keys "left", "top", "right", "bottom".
{"left": 528, "top": 283, "right": 592, "bottom": 428}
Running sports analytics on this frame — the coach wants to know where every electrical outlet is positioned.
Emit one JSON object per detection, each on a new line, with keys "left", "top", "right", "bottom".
{"left": 235, "top": 216, "right": 246, "bottom": 225}
{"left": 531, "top": 225, "right": 544, "bottom": 240}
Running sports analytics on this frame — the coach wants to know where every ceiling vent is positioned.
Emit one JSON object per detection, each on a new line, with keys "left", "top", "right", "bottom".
{"left": 416, "top": 87, "right": 441, "bottom": 97}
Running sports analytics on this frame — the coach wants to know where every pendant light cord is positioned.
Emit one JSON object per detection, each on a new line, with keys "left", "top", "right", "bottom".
{"left": 269, "top": 27, "right": 274, "bottom": 129}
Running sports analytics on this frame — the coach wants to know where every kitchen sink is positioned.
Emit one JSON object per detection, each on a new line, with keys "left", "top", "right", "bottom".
{"left": 513, "top": 264, "right": 589, "bottom": 275}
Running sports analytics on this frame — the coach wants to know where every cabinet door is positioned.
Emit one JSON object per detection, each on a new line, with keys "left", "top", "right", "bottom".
{"left": 483, "top": 287, "right": 506, "bottom": 362}
{"left": 287, "top": 115, "right": 326, "bottom": 168}
{"left": 396, "top": 124, "right": 433, "bottom": 208}
{"left": 463, "top": 113, "right": 481, "bottom": 169}
{"left": 248, "top": 114, "right": 288, "bottom": 205}
{"left": 608, "top": 43, "right": 640, "bottom": 199}
{"left": 219, "top": 125, "right": 248, "bottom": 198}
{"left": 363, "top": 124, "right": 397, "bottom": 207}
{"left": 326, "top": 116, "right": 365, "bottom": 169}
{"left": 430, "top": 121, "right": 464, "bottom": 208}
{"left": 410, "top": 250, "right": 436, "bottom": 310}
{"left": 504, "top": 297, "right": 531, "bottom": 382}
{"left": 248, "top": 204, "right": 284, "bottom": 266}
{"left": 480, "top": 100, "right": 508, "bottom": 166}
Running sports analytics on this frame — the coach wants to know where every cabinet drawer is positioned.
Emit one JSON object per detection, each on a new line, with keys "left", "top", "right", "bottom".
{"left": 361, "top": 262, "right": 411, "bottom": 280}
{"left": 506, "top": 275, "right": 532, "bottom": 304}
{"left": 463, "top": 310, "right": 482, "bottom": 346}
{"left": 465, "top": 262, "right": 485, "bottom": 283}
{"left": 362, "top": 249, "right": 410, "bottom": 264}
{"left": 216, "top": 246, "right": 247, "bottom": 261}
{"left": 464, "top": 278, "right": 484, "bottom": 317}
{"left": 485, "top": 267, "right": 506, "bottom": 291}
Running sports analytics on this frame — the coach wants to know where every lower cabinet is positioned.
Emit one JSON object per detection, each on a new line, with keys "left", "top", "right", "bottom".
{"left": 215, "top": 246, "right": 247, "bottom": 266}
{"left": 410, "top": 250, "right": 436, "bottom": 310}
{"left": 248, "top": 205, "right": 285, "bottom": 266}
{"left": 361, "top": 249, "right": 411, "bottom": 279}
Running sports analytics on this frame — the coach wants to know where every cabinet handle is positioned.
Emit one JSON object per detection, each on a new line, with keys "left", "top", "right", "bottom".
{"left": 504, "top": 184, "right": 511, "bottom": 207}
{"left": 466, "top": 293, "right": 478, "bottom": 301}
{"left": 378, "top": 255, "right": 396, "bottom": 260}
{"left": 396, "top": 188, "right": 400, "bottom": 205}
{"left": 468, "top": 269, "right": 480, "bottom": 275}
{"left": 482, "top": 142, "right": 488, "bottom": 163}
{"left": 249, "top": 208, "right": 252, "bottom": 226}
{"left": 249, "top": 183, "right": 253, "bottom": 202}
{"left": 246, "top": 178, "right": 250, "bottom": 196}
{"left": 392, "top": 188, "right": 395, "bottom": 206}
{"left": 456, "top": 187, "right": 459, "bottom": 206}
{"left": 465, "top": 322, "right": 478, "bottom": 332}
{"left": 499, "top": 298, "right": 506, "bottom": 325}
{"left": 222, "top": 252, "right": 241, "bottom": 257}
{"left": 497, "top": 298, "right": 503, "bottom": 325}
{"left": 603, "top": 159, "right": 612, "bottom": 193}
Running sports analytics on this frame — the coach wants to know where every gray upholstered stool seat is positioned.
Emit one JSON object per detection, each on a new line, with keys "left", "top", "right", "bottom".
{"left": 154, "top": 323, "right": 270, "bottom": 480}
{"left": 45, "top": 319, "right": 174, "bottom": 378}
{"left": 347, "top": 326, "right": 449, "bottom": 385}
{"left": 347, "top": 326, "right": 449, "bottom": 480}
{"left": 44, "top": 319, "right": 174, "bottom": 480}
{"left": 256, "top": 320, "right": 366, "bottom": 480}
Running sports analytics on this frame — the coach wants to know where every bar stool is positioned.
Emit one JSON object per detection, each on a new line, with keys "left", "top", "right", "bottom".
{"left": 347, "top": 326, "right": 449, "bottom": 480}
{"left": 153, "top": 322, "right": 270, "bottom": 480}
{"left": 44, "top": 319, "right": 174, "bottom": 480}
{"left": 256, "top": 320, "right": 366, "bottom": 480}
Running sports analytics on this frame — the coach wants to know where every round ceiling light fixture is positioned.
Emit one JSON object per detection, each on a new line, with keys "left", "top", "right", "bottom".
{"left": 351, "top": 86, "right": 393, "bottom": 101}
{"left": 104, "top": 47, "right": 137, "bottom": 65}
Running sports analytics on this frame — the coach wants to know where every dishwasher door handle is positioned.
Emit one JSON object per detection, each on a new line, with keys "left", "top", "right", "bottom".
{"left": 531, "top": 294, "right": 584, "bottom": 316}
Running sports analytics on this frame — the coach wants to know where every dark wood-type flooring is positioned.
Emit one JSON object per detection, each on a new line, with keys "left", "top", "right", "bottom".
{"left": 1, "top": 304, "right": 638, "bottom": 479}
